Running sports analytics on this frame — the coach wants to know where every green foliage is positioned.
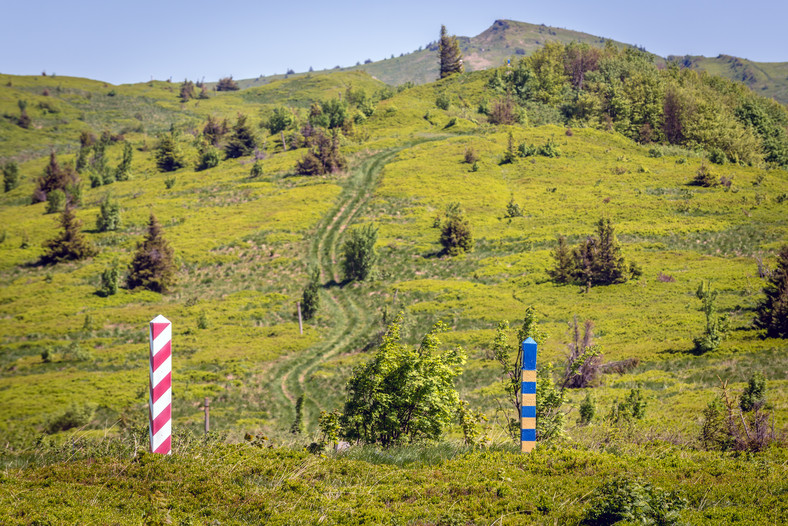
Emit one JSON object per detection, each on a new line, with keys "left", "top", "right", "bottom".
{"left": 3, "top": 160, "right": 19, "bottom": 192}
{"left": 300, "top": 267, "right": 320, "bottom": 320}
{"left": 95, "top": 194, "right": 121, "bottom": 232}
{"left": 462, "top": 147, "right": 478, "bottom": 164}
{"left": 203, "top": 115, "right": 228, "bottom": 146}
{"left": 249, "top": 160, "right": 263, "bottom": 178}
{"left": 225, "top": 113, "right": 258, "bottom": 159}
{"left": 754, "top": 245, "right": 788, "bottom": 338}
{"left": 740, "top": 372, "right": 766, "bottom": 412}
{"left": 548, "top": 235, "right": 574, "bottom": 283}
{"left": 608, "top": 384, "right": 647, "bottom": 423}
{"left": 115, "top": 141, "right": 133, "bottom": 181}
{"left": 438, "top": 25, "right": 464, "bottom": 79}
{"left": 196, "top": 143, "right": 221, "bottom": 171}
{"left": 33, "top": 151, "right": 79, "bottom": 203}
{"left": 693, "top": 280, "right": 729, "bottom": 353}
{"left": 562, "top": 317, "right": 602, "bottom": 389}
{"left": 154, "top": 131, "right": 185, "bottom": 172}
{"left": 439, "top": 203, "right": 473, "bottom": 256}
{"left": 581, "top": 477, "right": 686, "bottom": 526}
{"left": 197, "top": 310, "right": 209, "bottom": 330}
{"left": 98, "top": 258, "right": 120, "bottom": 297}
{"left": 578, "top": 392, "right": 596, "bottom": 425}
{"left": 503, "top": 195, "right": 523, "bottom": 218}
{"left": 267, "top": 106, "right": 294, "bottom": 135}
{"left": 45, "top": 403, "right": 96, "bottom": 434}
{"left": 318, "top": 409, "right": 341, "bottom": 447}
{"left": 45, "top": 188, "right": 66, "bottom": 214}
{"left": 342, "top": 223, "right": 378, "bottom": 282}
{"left": 488, "top": 95, "right": 522, "bottom": 125}
{"left": 699, "top": 396, "right": 732, "bottom": 451}
{"left": 536, "top": 363, "right": 566, "bottom": 442}
{"left": 500, "top": 132, "right": 517, "bottom": 165}
{"left": 340, "top": 314, "right": 466, "bottom": 447}
{"left": 692, "top": 161, "right": 718, "bottom": 187}
{"left": 295, "top": 129, "right": 346, "bottom": 175}
{"left": 435, "top": 92, "right": 451, "bottom": 110}
{"left": 308, "top": 98, "right": 348, "bottom": 129}
{"left": 40, "top": 206, "right": 97, "bottom": 264}
{"left": 126, "top": 214, "right": 176, "bottom": 293}
{"left": 179, "top": 79, "right": 196, "bottom": 102}
{"left": 457, "top": 399, "right": 486, "bottom": 446}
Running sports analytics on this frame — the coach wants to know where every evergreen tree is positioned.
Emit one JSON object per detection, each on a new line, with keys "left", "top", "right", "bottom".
{"left": 115, "top": 142, "right": 133, "bottom": 181}
{"left": 439, "top": 204, "right": 473, "bottom": 256}
{"left": 32, "top": 152, "right": 79, "bottom": 204}
{"left": 95, "top": 194, "right": 121, "bottom": 232}
{"left": 203, "top": 115, "right": 228, "bottom": 146}
{"left": 693, "top": 280, "right": 729, "bottom": 353}
{"left": 225, "top": 114, "right": 257, "bottom": 158}
{"left": 342, "top": 223, "right": 378, "bottom": 281}
{"left": 126, "top": 214, "right": 176, "bottom": 293}
{"left": 295, "top": 129, "right": 346, "bottom": 175}
{"left": 154, "top": 131, "right": 185, "bottom": 172}
{"left": 301, "top": 267, "right": 321, "bottom": 320}
{"left": 3, "top": 161, "right": 19, "bottom": 192}
{"left": 438, "top": 25, "right": 464, "bottom": 79}
{"left": 754, "top": 245, "right": 788, "bottom": 338}
{"left": 40, "top": 205, "right": 97, "bottom": 264}
{"left": 549, "top": 235, "right": 574, "bottom": 283}
{"left": 591, "top": 217, "right": 628, "bottom": 285}
{"left": 179, "top": 79, "right": 196, "bottom": 101}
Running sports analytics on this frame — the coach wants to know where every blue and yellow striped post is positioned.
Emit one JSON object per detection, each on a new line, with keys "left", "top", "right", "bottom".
{"left": 520, "top": 337, "right": 537, "bottom": 452}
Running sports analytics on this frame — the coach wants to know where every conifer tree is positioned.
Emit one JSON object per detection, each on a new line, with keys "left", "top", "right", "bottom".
{"left": 754, "top": 245, "right": 788, "bottom": 338}
{"left": 301, "top": 267, "right": 321, "bottom": 320}
{"left": 224, "top": 114, "right": 257, "bottom": 158}
{"left": 126, "top": 214, "right": 176, "bottom": 293}
{"left": 115, "top": 142, "right": 133, "bottom": 181}
{"left": 40, "top": 205, "right": 97, "bottom": 264}
{"left": 548, "top": 235, "right": 574, "bottom": 283}
{"left": 154, "top": 131, "right": 185, "bottom": 172}
{"left": 32, "top": 152, "right": 79, "bottom": 204}
{"left": 3, "top": 161, "right": 19, "bottom": 192}
{"left": 438, "top": 25, "right": 464, "bottom": 79}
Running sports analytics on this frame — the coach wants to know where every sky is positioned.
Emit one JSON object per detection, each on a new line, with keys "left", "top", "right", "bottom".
{"left": 2, "top": 0, "right": 786, "bottom": 85}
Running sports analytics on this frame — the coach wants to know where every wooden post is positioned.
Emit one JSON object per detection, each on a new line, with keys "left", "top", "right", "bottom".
{"left": 297, "top": 302, "right": 303, "bottom": 335}
{"left": 204, "top": 397, "right": 210, "bottom": 435}
{"left": 521, "top": 337, "right": 537, "bottom": 453}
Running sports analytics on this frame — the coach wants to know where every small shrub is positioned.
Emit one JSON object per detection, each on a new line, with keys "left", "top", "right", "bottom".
{"left": 740, "top": 372, "right": 766, "bottom": 412}
{"left": 537, "top": 139, "right": 561, "bottom": 157}
{"left": 197, "top": 311, "right": 209, "bottom": 330}
{"left": 504, "top": 195, "right": 523, "bottom": 218}
{"left": 342, "top": 223, "right": 378, "bottom": 281}
{"left": 581, "top": 477, "right": 685, "bottom": 526}
{"left": 216, "top": 76, "right": 239, "bottom": 91}
{"left": 578, "top": 393, "right": 596, "bottom": 425}
{"left": 500, "top": 132, "right": 517, "bottom": 165}
{"left": 518, "top": 142, "right": 537, "bottom": 157}
{"left": 96, "top": 194, "right": 121, "bottom": 232}
{"left": 608, "top": 384, "right": 647, "bottom": 423}
{"left": 46, "top": 403, "right": 96, "bottom": 434}
{"left": 164, "top": 176, "right": 176, "bottom": 189}
{"left": 708, "top": 147, "right": 726, "bottom": 164}
{"left": 301, "top": 267, "right": 321, "bottom": 320}
{"left": 196, "top": 144, "right": 221, "bottom": 171}
{"left": 250, "top": 160, "right": 263, "bottom": 178}
{"left": 3, "top": 161, "right": 19, "bottom": 192}
{"left": 435, "top": 93, "right": 451, "bottom": 110}
{"left": 154, "top": 131, "right": 185, "bottom": 172}
{"left": 693, "top": 280, "right": 729, "bottom": 353}
{"left": 98, "top": 259, "right": 120, "bottom": 297}
{"left": 40, "top": 206, "right": 97, "bottom": 264}
{"left": 692, "top": 162, "right": 718, "bottom": 187}
{"left": 463, "top": 147, "right": 478, "bottom": 164}
{"left": 657, "top": 272, "right": 675, "bottom": 283}
{"left": 439, "top": 203, "right": 473, "bottom": 256}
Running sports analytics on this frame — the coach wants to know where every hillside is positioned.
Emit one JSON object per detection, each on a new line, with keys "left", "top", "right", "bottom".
{"left": 246, "top": 19, "right": 788, "bottom": 106}
{"left": 1, "top": 53, "right": 787, "bottom": 523}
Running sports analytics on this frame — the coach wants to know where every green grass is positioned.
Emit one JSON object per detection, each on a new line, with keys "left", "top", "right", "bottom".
{"left": 0, "top": 66, "right": 786, "bottom": 523}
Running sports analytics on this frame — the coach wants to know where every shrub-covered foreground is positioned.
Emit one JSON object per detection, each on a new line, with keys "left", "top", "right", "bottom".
{"left": 1, "top": 436, "right": 785, "bottom": 525}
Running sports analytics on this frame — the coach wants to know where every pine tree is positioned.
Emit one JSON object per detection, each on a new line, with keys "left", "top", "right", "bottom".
{"left": 224, "top": 114, "right": 257, "bottom": 158}
{"left": 591, "top": 217, "right": 628, "bottom": 285}
{"left": 126, "top": 214, "right": 176, "bottom": 293}
{"left": 3, "top": 161, "right": 19, "bottom": 192}
{"left": 342, "top": 224, "right": 378, "bottom": 281}
{"left": 154, "top": 131, "right": 185, "bottom": 172}
{"left": 438, "top": 25, "right": 464, "bottom": 79}
{"left": 301, "top": 267, "right": 321, "bottom": 320}
{"left": 33, "top": 152, "right": 79, "bottom": 203}
{"left": 40, "top": 205, "right": 97, "bottom": 264}
{"left": 548, "top": 235, "right": 574, "bottom": 283}
{"left": 115, "top": 142, "right": 133, "bottom": 181}
{"left": 754, "top": 245, "right": 788, "bottom": 338}
{"left": 439, "top": 204, "right": 473, "bottom": 256}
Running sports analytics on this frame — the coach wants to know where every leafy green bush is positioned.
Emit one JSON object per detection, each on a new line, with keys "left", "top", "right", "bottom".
{"left": 300, "top": 267, "right": 320, "bottom": 320}
{"left": 267, "top": 106, "right": 294, "bottom": 135}
{"left": 582, "top": 477, "right": 686, "bottom": 526}
{"left": 435, "top": 92, "right": 451, "bottom": 110}
{"left": 340, "top": 313, "right": 466, "bottom": 447}
{"left": 196, "top": 144, "right": 221, "bottom": 171}
{"left": 578, "top": 393, "right": 596, "bottom": 425}
{"left": 98, "top": 259, "right": 120, "bottom": 297}
{"left": 45, "top": 189, "right": 66, "bottom": 214}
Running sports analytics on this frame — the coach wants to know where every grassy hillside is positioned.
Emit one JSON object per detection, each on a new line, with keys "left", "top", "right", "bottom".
{"left": 0, "top": 65, "right": 787, "bottom": 524}
{"left": 247, "top": 19, "right": 788, "bottom": 107}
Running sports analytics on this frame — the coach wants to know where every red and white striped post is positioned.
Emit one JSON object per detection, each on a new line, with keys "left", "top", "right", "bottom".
{"left": 149, "top": 315, "right": 172, "bottom": 454}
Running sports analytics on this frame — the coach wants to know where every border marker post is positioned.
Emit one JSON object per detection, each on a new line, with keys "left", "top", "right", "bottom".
{"left": 521, "top": 337, "right": 537, "bottom": 453}
{"left": 149, "top": 314, "right": 172, "bottom": 455}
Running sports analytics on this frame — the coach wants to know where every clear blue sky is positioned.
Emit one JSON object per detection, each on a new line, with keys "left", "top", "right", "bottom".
{"left": 2, "top": 0, "right": 786, "bottom": 85}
